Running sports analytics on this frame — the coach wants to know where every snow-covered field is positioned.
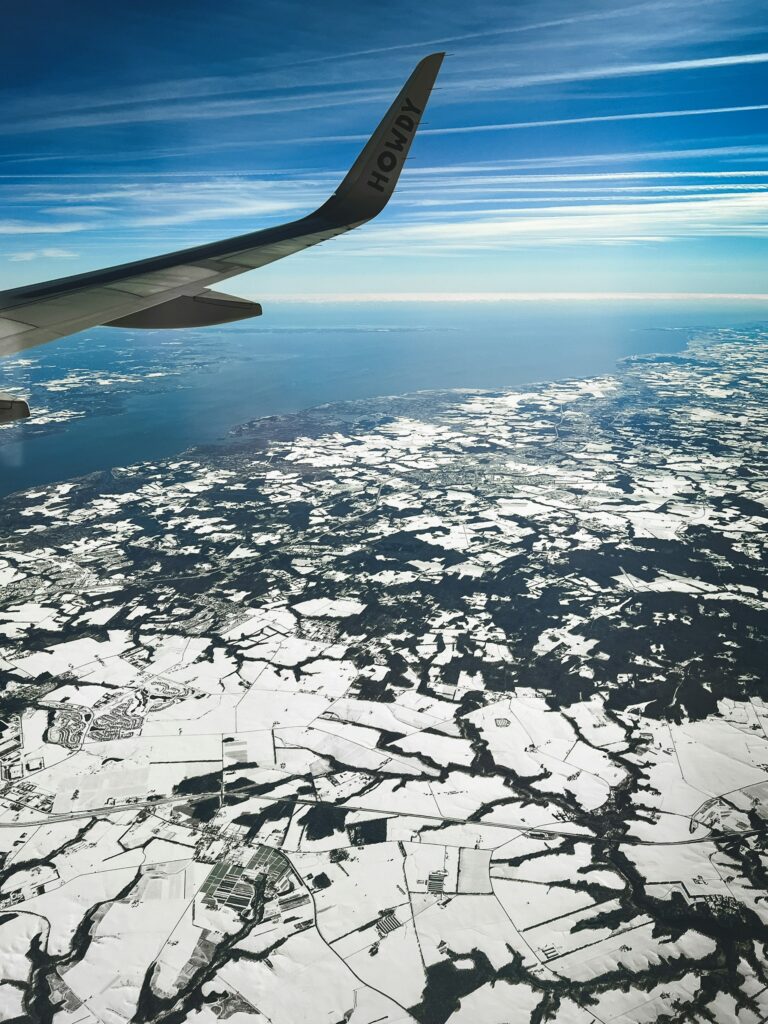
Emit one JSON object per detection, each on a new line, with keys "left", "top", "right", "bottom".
{"left": 0, "top": 328, "right": 767, "bottom": 1022}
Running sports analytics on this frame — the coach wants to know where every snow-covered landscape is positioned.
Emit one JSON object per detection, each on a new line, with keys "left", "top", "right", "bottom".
{"left": 0, "top": 327, "right": 767, "bottom": 1023}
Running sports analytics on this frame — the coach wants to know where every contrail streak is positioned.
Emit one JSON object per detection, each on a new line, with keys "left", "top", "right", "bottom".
{"left": 419, "top": 103, "right": 768, "bottom": 137}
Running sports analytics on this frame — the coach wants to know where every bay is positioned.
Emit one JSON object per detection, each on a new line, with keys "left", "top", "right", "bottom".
{"left": 0, "top": 300, "right": 765, "bottom": 497}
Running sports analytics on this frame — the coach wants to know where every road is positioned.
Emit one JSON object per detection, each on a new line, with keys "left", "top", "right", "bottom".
{"left": 0, "top": 789, "right": 761, "bottom": 847}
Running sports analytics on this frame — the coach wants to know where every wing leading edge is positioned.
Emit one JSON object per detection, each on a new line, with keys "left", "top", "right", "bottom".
{"left": 0, "top": 52, "right": 444, "bottom": 421}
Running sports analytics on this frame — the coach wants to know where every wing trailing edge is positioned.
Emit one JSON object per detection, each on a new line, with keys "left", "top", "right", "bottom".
{"left": 106, "top": 290, "right": 263, "bottom": 329}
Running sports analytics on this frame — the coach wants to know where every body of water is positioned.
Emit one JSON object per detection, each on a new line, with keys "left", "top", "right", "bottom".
{"left": 0, "top": 300, "right": 765, "bottom": 497}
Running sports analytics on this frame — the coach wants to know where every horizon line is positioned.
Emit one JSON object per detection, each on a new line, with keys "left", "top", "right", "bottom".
{"left": 263, "top": 292, "right": 768, "bottom": 303}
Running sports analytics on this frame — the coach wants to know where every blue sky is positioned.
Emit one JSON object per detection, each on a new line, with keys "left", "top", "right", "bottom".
{"left": 1, "top": 0, "right": 767, "bottom": 298}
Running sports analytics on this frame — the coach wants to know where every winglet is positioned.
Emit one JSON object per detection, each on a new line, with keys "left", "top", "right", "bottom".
{"left": 316, "top": 52, "right": 444, "bottom": 226}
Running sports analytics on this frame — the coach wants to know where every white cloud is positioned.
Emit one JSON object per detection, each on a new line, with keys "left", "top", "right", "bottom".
{"left": 0, "top": 85, "right": 388, "bottom": 134}
{"left": 131, "top": 198, "right": 303, "bottom": 228}
{"left": 282, "top": 1, "right": 669, "bottom": 65}
{"left": 5, "top": 42, "right": 766, "bottom": 135}
{"left": 0, "top": 221, "right": 88, "bottom": 236}
{"left": 467, "top": 50, "right": 768, "bottom": 92}
{"left": 0, "top": 180, "right": 310, "bottom": 237}
{"left": 343, "top": 193, "right": 768, "bottom": 252}
{"left": 418, "top": 104, "right": 768, "bottom": 138}
{"left": 405, "top": 146, "right": 768, "bottom": 181}
{"left": 296, "top": 104, "right": 768, "bottom": 145}
{"left": 7, "top": 248, "right": 78, "bottom": 261}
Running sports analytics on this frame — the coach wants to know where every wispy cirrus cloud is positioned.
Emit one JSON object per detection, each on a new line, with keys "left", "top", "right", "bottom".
{"left": 2, "top": 0, "right": 766, "bottom": 295}
{"left": 0, "top": 0, "right": 737, "bottom": 125}
{"left": 2, "top": 45, "right": 766, "bottom": 134}
{"left": 0, "top": 180, "right": 312, "bottom": 235}
{"left": 275, "top": 0, "right": 688, "bottom": 66}
{"left": 325, "top": 192, "right": 768, "bottom": 255}
{"left": 131, "top": 198, "right": 304, "bottom": 228}
{"left": 458, "top": 50, "right": 768, "bottom": 93}
{"left": 0, "top": 9, "right": 630, "bottom": 121}
{"left": 7, "top": 248, "right": 78, "bottom": 262}
{"left": 0, "top": 86, "right": 388, "bottom": 134}
{"left": 406, "top": 170, "right": 768, "bottom": 182}
{"left": 418, "top": 103, "right": 768, "bottom": 137}
{"left": 0, "top": 220, "right": 89, "bottom": 236}
{"left": 290, "top": 103, "right": 768, "bottom": 145}
{"left": 407, "top": 145, "right": 768, "bottom": 178}
{"left": 4, "top": 151, "right": 768, "bottom": 254}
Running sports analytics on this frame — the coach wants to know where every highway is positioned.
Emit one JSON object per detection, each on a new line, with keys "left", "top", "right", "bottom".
{"left": 0, "top": 789, "right": 761, "bottom": 848}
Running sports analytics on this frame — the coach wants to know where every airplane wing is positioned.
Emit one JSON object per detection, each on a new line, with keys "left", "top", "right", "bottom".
{"left": 0, "top": 53, "right": 444, "bottom": 422}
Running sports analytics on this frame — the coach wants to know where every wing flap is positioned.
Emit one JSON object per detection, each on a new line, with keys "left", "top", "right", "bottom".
{"left": 106, "top": 290, "right": 262, "bottom": 329}
{"left": 0, "top": 317, "right": 36, "bottom": 341}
